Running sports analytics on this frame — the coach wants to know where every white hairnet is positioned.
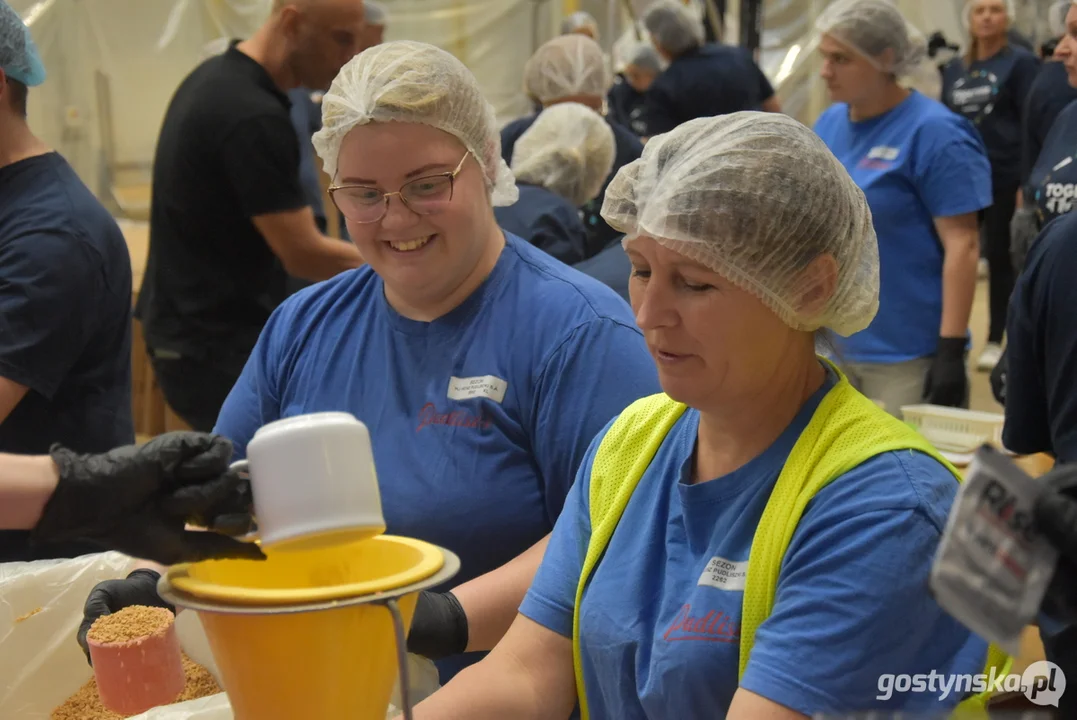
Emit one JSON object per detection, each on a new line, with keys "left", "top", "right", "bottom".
{"left": 624, "top": 42, "right": 662, "bottom": 73}
{"left": 643, "top": 0, "right": 705, "bottom": 56}
{"left": 364, "top": 1, "right": 387, "bottom": 26}
{"left": 815, "top": 0, "right": 927, "bottom": 77}
{"left": 561, "top": 11, "right": 599, "bottom": 38}
{"left": 602, "top": 113, "right": 879, "bottom": 336}
{"left": 1049, "top": 0, "right": 1071, "bottom": 36}
{"left": 312, "top": 40, "right": 517, "bottom": 207}
{"left": 523, "top": 34, "right": 610, "bottom": 104}
{"left": 511, "top": 103, "right": 616, "bottom": 207}
{"left": 0, "top": 0, "right": 45, "bottom": 86}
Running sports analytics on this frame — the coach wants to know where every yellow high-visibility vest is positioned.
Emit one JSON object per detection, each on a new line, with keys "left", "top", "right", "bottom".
{"left": 572, "top": 363, "right": 1010, "bottom": 719}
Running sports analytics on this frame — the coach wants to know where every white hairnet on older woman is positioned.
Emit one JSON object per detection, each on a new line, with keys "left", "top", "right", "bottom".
{"left": 561, "top": 10, "right": 599, "bottom": 39}
{"left": 815, "top": 0, "right": 927, "bottom": 77}
{"left": 511, "top": 103, "right": 616, "bottom": 207}
{"left": 624, "top": 42, "right": 663, "bottom": 73}
{"left": 312, "top": 40, "right": 518, "bottom": 206}
{"left": 523, "top": 34, "right": 609, "bottom": 104}
{"left": 602, "top": 113, "right": 880, "bottom": 335}
{"left": 643, "top": 0, "right": 705, "bottom": 56}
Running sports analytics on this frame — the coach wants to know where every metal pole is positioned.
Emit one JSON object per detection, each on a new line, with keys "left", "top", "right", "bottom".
{"left": 738, "top": 0, "right": 762, "bottom": 57}
{"left": 387, "top": 599, "right": 414, "bottom": 720}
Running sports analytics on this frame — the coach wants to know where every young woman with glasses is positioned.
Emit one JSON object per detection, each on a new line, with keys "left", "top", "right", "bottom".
{"left": 77, "top": 40, "right": 660, "bottom": 688}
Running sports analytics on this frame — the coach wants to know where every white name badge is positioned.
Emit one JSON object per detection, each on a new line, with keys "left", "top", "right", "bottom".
{"left": 447, "top": 375, "right": 508, "bottom": 403}
{"left": 698, "top": 556, "right": 748, "bottom": 591}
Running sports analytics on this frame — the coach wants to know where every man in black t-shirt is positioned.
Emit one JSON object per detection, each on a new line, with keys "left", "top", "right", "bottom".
{"left": 0, "top": 2, "right": 135, "bottom": 561}
{"left": 137, "top": 0, "right": 366, "bottom": 431}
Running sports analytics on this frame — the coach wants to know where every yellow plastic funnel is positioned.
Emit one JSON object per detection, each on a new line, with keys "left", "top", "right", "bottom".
{"left": 160, "top": 535, "right": 459, "bottom": 720}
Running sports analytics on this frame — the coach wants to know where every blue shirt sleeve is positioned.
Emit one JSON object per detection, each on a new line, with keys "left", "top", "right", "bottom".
{"left": 1003, "top": 213, "right": 1077, "bottom": 460}
{"left": 1010, "top": 52, "right": 1041, "bottom": 118}
{"left": 213, "top": 300, "right": 295, "bottom": 458}
{"left": 530, "top": 318, "right": 659, "bottom": 525}
{"left": 912, "top": 114, "right": 993, "bottom": 219}
{"left": 520, "top": 421, "right": 608, "bottom": 638}
{"left": 740, "top": 450, "right": 988, "bottom": 715}
{"left": 529, "top": 200, "right": 588, "bottom": 265}
{"left": 0, "top": 232, "right": 101, "bottom": 398}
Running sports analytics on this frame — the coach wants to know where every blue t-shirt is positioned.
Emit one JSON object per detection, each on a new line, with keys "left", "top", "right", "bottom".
{"left": 1027, "top": 99, "right": 1077, "bottom": 229}
{"left": 0, "top": 152, "right": 135, "bottom": 562}
{"left": 814, "top": 92, "right": 992, "bottom": 363}
{"left": 215, "top": 233, "right": 660, "bottom": 679}
{"left": 1021, "top": 62, "right": 1077, "bottom": 189}
{"left": 607, "top": 76, "right": 649, "bottom": 138}
{"left": 502, "top": 114, "right": 643, "bottom": 255}
{"left": 1003, "top": 211, "right": 1077, "bottom": 461}
{"left": 642, "top": 44, "right": 774, "bottom": 137}
{"left": 942, "top": 47, "right": 1040, "bottom": 189}
{"left": 494, "top": 184, "right": 588, "bottom": 265}
{"left": 522, "top": 366, "right": 988, "bottom": 718}
{"left": 572, "top": 240, "right": 631, "bottom": 304}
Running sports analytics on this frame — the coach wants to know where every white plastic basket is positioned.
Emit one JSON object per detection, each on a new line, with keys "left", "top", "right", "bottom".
{"left": 900, "top": 404, "right": 1005, "bottom": 453}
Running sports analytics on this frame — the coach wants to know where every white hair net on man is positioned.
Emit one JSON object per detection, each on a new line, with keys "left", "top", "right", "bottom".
{"left": 523, "top": 34, "right": 609, "bottom": 104}
{"left": 511, "top": 103, "right": 616, "bottom": 207}
{"left": 602, "top": 113, "right": 880, "bottom": 336}
{"left": 0, "top": 0, "right": 45, "bottom": 87}
{"left": 643, "top": 0, "right": 705, "bottom": 57}
{"left": 561, "top": 10, "right": 599, "bottom": 39}
{"left": 815, "top": 0, "right": 927, "bottom": 77}
{"left": 312, "top": 40, "right": 518, "bottom": 206}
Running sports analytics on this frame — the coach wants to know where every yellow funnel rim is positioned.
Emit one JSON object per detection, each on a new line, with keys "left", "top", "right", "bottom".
{"left": 168, "top": 535, "right": 444, "bottom": 606}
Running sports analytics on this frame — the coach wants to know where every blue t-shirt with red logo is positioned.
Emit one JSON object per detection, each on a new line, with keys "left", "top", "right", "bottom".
{"left": 522, "top": 365, "right": 988, "bottom": 718}
{"left": 214, "top": 233, "right": 660, "bottom": 680}
{"left": 814, "top": 92, "right": 991, "bottom": 363}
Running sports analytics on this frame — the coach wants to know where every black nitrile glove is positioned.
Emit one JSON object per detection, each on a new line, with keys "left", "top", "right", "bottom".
{"left": 922, "top": 337, "right": 968, "bottom": 407}
{"left": 1010, "top": 206, "right": 1039, "bottom": 275}
{"left": 1035, "top": 465, "right": 1077, "bottom": 625}
{"left": 990, "top": 347, "right": 1007, "bottom": 406}
{"left": 406, "top": 591, "right": 469, "bottom": 660}
{"left": 32, "top": 432, "right": 264, "bottom": 565}
{"left": 77, "top": 569, "right": 174, "bottom": 663}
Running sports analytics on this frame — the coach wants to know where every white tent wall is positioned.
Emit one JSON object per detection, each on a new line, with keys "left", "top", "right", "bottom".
{"left": 13, "top": 0, "right": 1065, "bottom": 204}
{"left": 14, "top": 0, "right": 559, "bottom": 205}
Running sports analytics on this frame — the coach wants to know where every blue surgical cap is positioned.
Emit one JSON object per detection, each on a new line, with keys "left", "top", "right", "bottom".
{"left": 0, "top": 0, "right": 45, "bottom": 87}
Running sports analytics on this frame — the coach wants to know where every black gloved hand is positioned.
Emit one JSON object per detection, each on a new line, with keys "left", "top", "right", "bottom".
{"left": 1035, "top": 465, "right": 1077, "bottom": 624}
{"left": 77, "top": 569, "right": 174, "bottom": 664}
{"left": 1010, "top": 206, "right": 1039, "bottom": 275}
{"left": 406, "top": 591, "right": 469, "bottom": 660}
{"left": 990, "top": 346, "right": 1007, "bottom": 406}
{"left": 32, "top": 432, "right": 264, "bottom": 565}
{"left": 922, "top": 337, "right": 968, "bottom": 407}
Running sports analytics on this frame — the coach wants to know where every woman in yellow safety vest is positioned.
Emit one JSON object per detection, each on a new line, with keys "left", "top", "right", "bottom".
{"left": 409, "top": 113, "right": 1006, "bottom": 719}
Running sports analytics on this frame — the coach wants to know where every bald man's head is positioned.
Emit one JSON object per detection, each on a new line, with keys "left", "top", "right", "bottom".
{"left": 273, "top": 0, "right": 365, "bottom": 90}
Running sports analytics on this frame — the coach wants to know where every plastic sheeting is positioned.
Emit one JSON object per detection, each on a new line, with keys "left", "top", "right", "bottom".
{"left": 13, "top": 0, "right": 560, "bottom": 203}
{"left": 0, "top": 551, "right": 440, "bottom": 719}
{"left": 13, "top": 0, "right": 1061, "bottom": 203}
{"left": 0, "top": 551, "right": 230, "bottom": 719}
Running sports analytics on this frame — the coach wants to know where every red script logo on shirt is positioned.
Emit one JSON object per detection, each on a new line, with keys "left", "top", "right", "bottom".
{"left": 416, "top": 403, "right": 493, "bottom": 432}
{"left": 663, "top": 604, "right": 741, "bottom": 643}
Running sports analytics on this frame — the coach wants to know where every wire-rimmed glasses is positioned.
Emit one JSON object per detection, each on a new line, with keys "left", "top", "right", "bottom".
{"left": 328, "top": 151, "right": 472, "bottom": 224}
